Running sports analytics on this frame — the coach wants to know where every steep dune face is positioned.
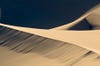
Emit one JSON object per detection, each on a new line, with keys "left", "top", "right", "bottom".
{"left": 0, "top": 26, "right": 88, "bottom": 66}
{"left": 0, "top": 25, "right": 100, "bottom": 66}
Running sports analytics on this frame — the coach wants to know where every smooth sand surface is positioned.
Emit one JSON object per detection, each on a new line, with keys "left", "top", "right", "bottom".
{"left": 0, "top": 47, "right": 65, "bottom": 66}
{"left": 0, "top": 46, "right": 100, "bottom": 66}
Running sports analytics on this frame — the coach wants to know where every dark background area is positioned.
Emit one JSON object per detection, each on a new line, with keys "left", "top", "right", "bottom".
{"left": 0, "top": 0, "right": 100, "bottom": 29}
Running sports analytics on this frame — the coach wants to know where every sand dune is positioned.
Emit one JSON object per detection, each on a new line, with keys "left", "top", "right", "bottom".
{"left": 0, "top": 4, "right": 100, "bottom": 66}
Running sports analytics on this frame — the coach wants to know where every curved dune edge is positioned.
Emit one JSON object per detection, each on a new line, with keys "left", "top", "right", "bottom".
{"left": 0, "top": 23, "right": 100, "bottom": 55}
{"left": 51, "top": 4, "right": 100, "bottom": 30}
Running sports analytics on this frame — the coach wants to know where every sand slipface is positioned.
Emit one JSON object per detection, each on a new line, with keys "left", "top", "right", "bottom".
{"left": 0, "top": 26, "right": 88, "bottom": 66}
{"left": 0, "top": 26, "right": 100, "bottom": 66}
{"left": 0, "top": 23, "right": 100, "bottom": 54}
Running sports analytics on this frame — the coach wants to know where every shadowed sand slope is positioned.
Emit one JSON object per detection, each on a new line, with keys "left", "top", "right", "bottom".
{"left": 0, "top": 25, "right": 100, "bottom": 66}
